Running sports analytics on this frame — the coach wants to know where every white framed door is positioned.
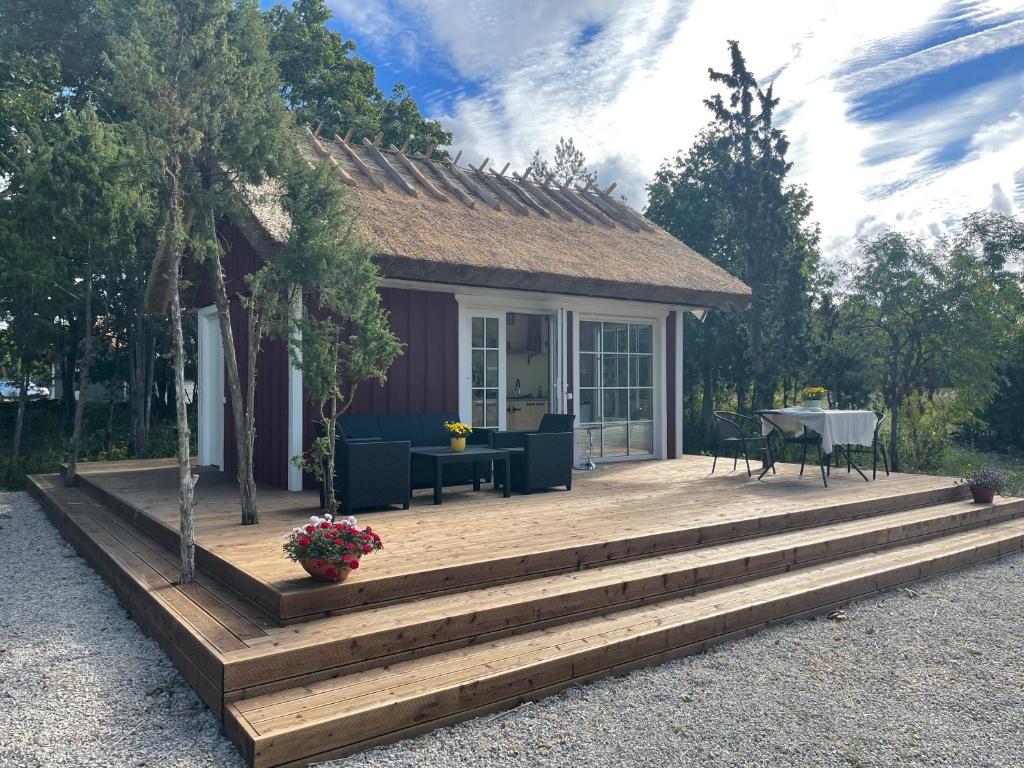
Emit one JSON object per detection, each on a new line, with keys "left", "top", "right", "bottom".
{"left": 197, "top": 305, "right": 225, "bottom": 469}
{"left": 459, "top": 310, "right": 507, "bottom": 430}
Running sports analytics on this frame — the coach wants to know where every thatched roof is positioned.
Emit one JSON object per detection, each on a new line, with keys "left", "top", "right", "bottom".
{"left": 146, "top": 129, "right": 750, "bottom": 312}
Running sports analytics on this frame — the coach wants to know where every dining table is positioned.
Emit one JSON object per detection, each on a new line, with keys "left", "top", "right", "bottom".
{"left": 755, "top": 407, "right": 880, "bottom": 486}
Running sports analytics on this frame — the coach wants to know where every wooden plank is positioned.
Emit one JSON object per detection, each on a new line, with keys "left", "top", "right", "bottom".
{"left": 361, "top": 137, "right": 418, "bottom": 196}
{"left": 513, "top": 171, "right": 573, "bottom": 220}
{"left": 492, "top": 169, "right": 550, "bottom": 217}
{"left": 469, "top": 162, "right": 528, "bottom": 214}
{"left": 304, "top": 126, "right": 358, "bottom": 187}
{"left": 447, "top": 161, "right": 500, "bottom": 210}
{"left": 388, "top": 144, "right": 449, "bottom": 201}
{"left": 414, "top": 152, "right": 476, "bottom": 208}
{"left": 333, "top": 135, "right": 387, "bottom": 191}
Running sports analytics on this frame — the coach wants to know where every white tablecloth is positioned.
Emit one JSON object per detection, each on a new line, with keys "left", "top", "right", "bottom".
{"left": 759, "top": 407, "right": 878, "bottom": 454}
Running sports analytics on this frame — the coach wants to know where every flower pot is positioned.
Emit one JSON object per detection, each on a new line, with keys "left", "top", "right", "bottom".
{"left": 804, "top": 399, "right": 825, "bottom": 409}
{"left": 301, "top": 557, "right": 357, "bottom": 582}
{"left": 450, "top": 437, "right": 467, "bottom": 452}
{"left": 970, "top": 485, "right": 996, "bottom": 504}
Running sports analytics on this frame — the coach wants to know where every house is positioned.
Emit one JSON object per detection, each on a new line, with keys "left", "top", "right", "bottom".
{"left": 172, "top": 129, "right": 751, "bottom": 491}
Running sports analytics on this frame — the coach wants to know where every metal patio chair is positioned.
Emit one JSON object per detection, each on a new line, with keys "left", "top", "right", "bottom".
{"left": 835, "top": 411, "right": 890, "bottom": 480}
{"left": 712, "top": 411, "right": 774, "bottom": 478}
{"left": 758, "top": 411, "right": 829, "bottom": 487}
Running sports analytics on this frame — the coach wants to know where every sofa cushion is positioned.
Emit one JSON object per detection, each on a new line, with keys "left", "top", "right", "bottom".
{"left": 419, "top": 412, "right": 461, "bottom": 446}
{"left": 377, "top": 413, "right": 425, "bottom": 444}
{"left": 338, "top": 414, "right": 381, "bottom": 441}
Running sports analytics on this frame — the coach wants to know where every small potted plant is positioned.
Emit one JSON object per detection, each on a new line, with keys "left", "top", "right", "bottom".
{"left": 282, "top": 513, "right": 383, "bottom": 582}
{"left": 443, "top": 420, "right": 473, "bottom": 452}
{"left": 957, "top": 466, "right": 1008, "bottom": 504}
{"left": 800, "top": 386, "right": 828, "bottom": 409}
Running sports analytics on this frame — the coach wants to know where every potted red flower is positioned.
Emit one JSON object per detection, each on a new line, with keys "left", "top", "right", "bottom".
{"left": 282, "top": 513, "right": 383, "bottom": 582}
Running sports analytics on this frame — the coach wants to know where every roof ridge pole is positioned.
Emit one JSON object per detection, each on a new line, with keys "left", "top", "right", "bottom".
{"left": 414, "top": 151, "right": 477, "bottom": 208}
{"left": 361, "top": 137, "right": 419, "bottom": 197}
{"left": 542, "top": 176, "right": 596, "bottom": 224}
{"left": 388, "top": 143, "right": 449, "bottom": 201}
{"left": 447, "top": 155, "right": 501, "bottom": 210}
{"left": 470, "top": 161, "right": 529, "bottom": 215}
{"left": 513, "top": 170, "right": 573, "bottom": 221}
{"left": 579, "top": 186, "right": 639, "bottom": 230}
{"left": 333, "top": 133, "right": 387, "bottom": 191}
{"left": 492, "top": 168, "right": 550, "bottom": 217}
{"left": 304, "top": 126, "right": 359, "bottom": 187}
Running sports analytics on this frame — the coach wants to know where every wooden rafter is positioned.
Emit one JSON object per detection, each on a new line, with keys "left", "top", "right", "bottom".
{"left": 389, "top": 144, "right": 449, "bottom": 201}
{"left": 542, "top": 177, "right": 596, "bottom": 224}
{"left": 554, "top": 178, "right": 615, "bottom": 228}
{"left": 513, "top": 170, "right": 573, "bottom": 221}
{"left": 362, "top": 137, "right": 418, "bottom": 197}
{"left": 447, "top": 159, "right": 501, "bottom": 210}
{"left": 599, "top": 184, "right": 655, "bottom": 232}
{"left": 492, "top": 168, "right": 550, "bottom": 217}
{"left": 471, "top": 162, "right": 528, "bottom": 215}
{"left": 581, "top": 189, "right": 639, "bottom": 231}
{"left": 414, "top": 152, "right": 476, "bottom": 209}
{"left": 333, "top": 133, "right": 387, "bottom": 192}
{"left": 304, "top": 126, "right": 358, "bottom": 187}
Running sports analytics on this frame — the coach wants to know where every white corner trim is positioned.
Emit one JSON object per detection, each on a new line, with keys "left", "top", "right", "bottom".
{"left": 287, "top": 296, "right": 303, "bottom": 492}
{"left": 197, "top": 305, "right": 225, "bottom": 471}
{"left": 675, "top": 310, "right": 684, "bottom": 458}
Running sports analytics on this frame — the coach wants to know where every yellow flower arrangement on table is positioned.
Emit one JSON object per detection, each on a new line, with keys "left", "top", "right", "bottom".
{"left": 800, "top": 386, "right": 828, "bottom": 408}
{"left": 443, "top": 420, "right": 473, "bottom": 452}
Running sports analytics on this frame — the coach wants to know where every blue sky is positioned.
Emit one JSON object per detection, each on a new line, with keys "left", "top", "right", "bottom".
{"left": 278, "top": 1, "right": 1024, "bottom": 262}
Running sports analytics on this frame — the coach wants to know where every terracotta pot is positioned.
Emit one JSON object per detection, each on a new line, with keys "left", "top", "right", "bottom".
{"left": 301, "top": 556, "right": 357, "bottom": 582}
{"left": 450, "top": 437, "right": 467, "bottom": 452}
{"left": 970, "top": 485, "right": 996, "bottom": 504}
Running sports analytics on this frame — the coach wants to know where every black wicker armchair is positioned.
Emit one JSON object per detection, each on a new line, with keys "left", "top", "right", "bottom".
{"left": 492, "top": 413, "right": 575, "bottom": 493}
{"left": 319, "top": 428, "right": 411, "bottom": 512}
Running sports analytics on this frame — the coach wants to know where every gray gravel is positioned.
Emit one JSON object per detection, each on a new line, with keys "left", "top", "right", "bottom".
{"left": 2, "top": 491, "right": 1022, "bottom": 768}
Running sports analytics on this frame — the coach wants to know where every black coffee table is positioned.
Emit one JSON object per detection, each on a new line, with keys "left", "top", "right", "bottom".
{"left": 409, "top": 445, "right": 511, "bottom": 505}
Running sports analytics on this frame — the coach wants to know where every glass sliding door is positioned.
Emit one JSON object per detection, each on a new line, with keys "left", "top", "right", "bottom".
{"left": 470, "top": 315, "right": 503, "bottom": 428}
{"left": 578, "top": 319, "right": 655, "bottom": 459}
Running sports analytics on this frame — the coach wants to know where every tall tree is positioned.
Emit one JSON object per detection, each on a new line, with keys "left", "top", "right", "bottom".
{"left": 109, "top": 0, "right": 293, "bottom": 534}
{"left": 529, "top": 136, "right": 596, "bottom": 186}
{"left": 264, "top": 0, "right": 450, "bottom": 152}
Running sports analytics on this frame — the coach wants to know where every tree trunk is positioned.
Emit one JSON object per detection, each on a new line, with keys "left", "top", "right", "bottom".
{"left": 66, "top": 268, "right": 94, "bottom": 486}
{"left": 130, "top": 307, "right": 151, "bottom": 458}
{"left": 323, "top": 397, "right": 337, "bottom": 512}
{"left": 60, "top": 345, "right": 77, "bottom": 425}
{"left": 210, "top": 256, "right": 258, "bottom": 525}
{"left": 700, "top": 353, "right": 715, "bottom": 440}
{"left": 12, "top": 366, "right": 29, "bottom": 464}
{"left": 167, "top": 170, "right": 196, "bottom": 584}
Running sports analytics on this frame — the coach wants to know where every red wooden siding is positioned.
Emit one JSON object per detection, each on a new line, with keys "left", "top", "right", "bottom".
{"left": 213, "top": 224, "right": 291, "bottom": 489}
{"left": 301, "top": 287, "right": 459, "bottom": 490}
{"left": 666, "top": 310, "right": 678, "bottom": 459}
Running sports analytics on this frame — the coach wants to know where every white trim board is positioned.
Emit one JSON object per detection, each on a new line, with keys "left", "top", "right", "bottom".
{"left": 197, "top": 305, "right": 224, "bottom": 471}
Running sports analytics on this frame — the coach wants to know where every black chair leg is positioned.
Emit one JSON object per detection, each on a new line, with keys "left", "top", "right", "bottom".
{"left": 733, "top": 446, "right": 738, "bottom": 471}
{"left": 799, "top": 440, "right": 807, "bottom": 476}
{"left": 872, "top": 441, "right": 878, "bottom": 480}
{"left": 712, "top": 445, "right": 718, "bottom": 474}
{"left": 819, "top": 446, "right": 828, "bottom": 487}
{"left": 880, "top": 444, "right": 890, "bottom": 476}
{"left": 741, "top": 443, "right": 751, "bottom": 477}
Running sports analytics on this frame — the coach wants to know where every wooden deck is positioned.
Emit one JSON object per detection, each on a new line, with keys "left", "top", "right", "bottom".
{"left": 29, "top": 457, "right": 1024, "bottom": 767}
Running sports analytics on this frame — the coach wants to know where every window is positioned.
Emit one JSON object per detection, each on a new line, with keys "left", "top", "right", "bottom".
{"left": 470, "top": 316, "right": 500, "bottom": 428}
{"left": 578, "top": 320, "right": 655, "bottom": 458}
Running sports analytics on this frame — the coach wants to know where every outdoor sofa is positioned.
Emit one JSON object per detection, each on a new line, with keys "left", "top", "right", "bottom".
{"left": 321, "top": 412, "right": 493, "bottom": 511}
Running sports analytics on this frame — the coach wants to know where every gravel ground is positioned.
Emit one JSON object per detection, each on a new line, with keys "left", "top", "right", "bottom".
{"left": 2, "top": 491, "right": 1022, "bottom": 768}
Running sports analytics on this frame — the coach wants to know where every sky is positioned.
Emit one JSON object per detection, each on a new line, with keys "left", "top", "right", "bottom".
{"left": 308, "top": 0, "right": 1024, "bottom": 262}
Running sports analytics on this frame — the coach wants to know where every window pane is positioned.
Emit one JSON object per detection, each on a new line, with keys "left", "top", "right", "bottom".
{"left": 485, "top": 317, "right": 498, "bottom": 348}
{"left": 629, "top": 421, "right": 654, "bottom": 454}
{"left": 635, "top": 356, "right": 652, "bottom": 387}
{"left": 630, "top": 389, "right": 653, "bottom": 420}
{"left": 602, "top": 422, "right": 628, "bottom": 456}
{"left": 579, "top": 388, "right": 600, "bottom": 423}
{"left": 579, "top": 321, "right": 600, "bottom": 352}
{"left": 602, "top": 355, "right": 622, "bottom": 388}
{"left": 579, "top": 353, "right": 596, "bottom": 388}
{"left": 616, "top": 355, "right": 628, "bottom": 387}
{"left": 472, "top": 394, "right": 484, "bottom": 426}
{"left": 636, "top": 325, "right": 652, "bottom": 354}
{"left": 603, "top": 323, "right": 626, "bottom": 353}
{"left": 472, "top": 350, "right": 484, "bottom": 387}
{"left": 629, "top": 325, "right": 639, "bottom": 353}
{"left": 603, "top": 389, "right": 627, "bottom": 421}
{"left": 485, "top": 350, "right": 499, "bottom": 387}
{"left": 485, "top": 395, "right": 498, "bottom": 428}
{"left": 472, "top": 317, "right": 484, "bottom": 348}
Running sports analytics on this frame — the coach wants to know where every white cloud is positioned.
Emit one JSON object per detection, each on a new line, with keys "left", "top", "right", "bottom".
{"left": 331, "top": 0, "right": 1024, "bottom": 260}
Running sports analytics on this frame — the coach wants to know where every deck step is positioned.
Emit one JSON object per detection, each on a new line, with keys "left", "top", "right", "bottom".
{"left": 225, "top": 516, "right": 1024, "bottom": 767}
{"left": 220, "top": 496, "right": 1024, "bottom": 697}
